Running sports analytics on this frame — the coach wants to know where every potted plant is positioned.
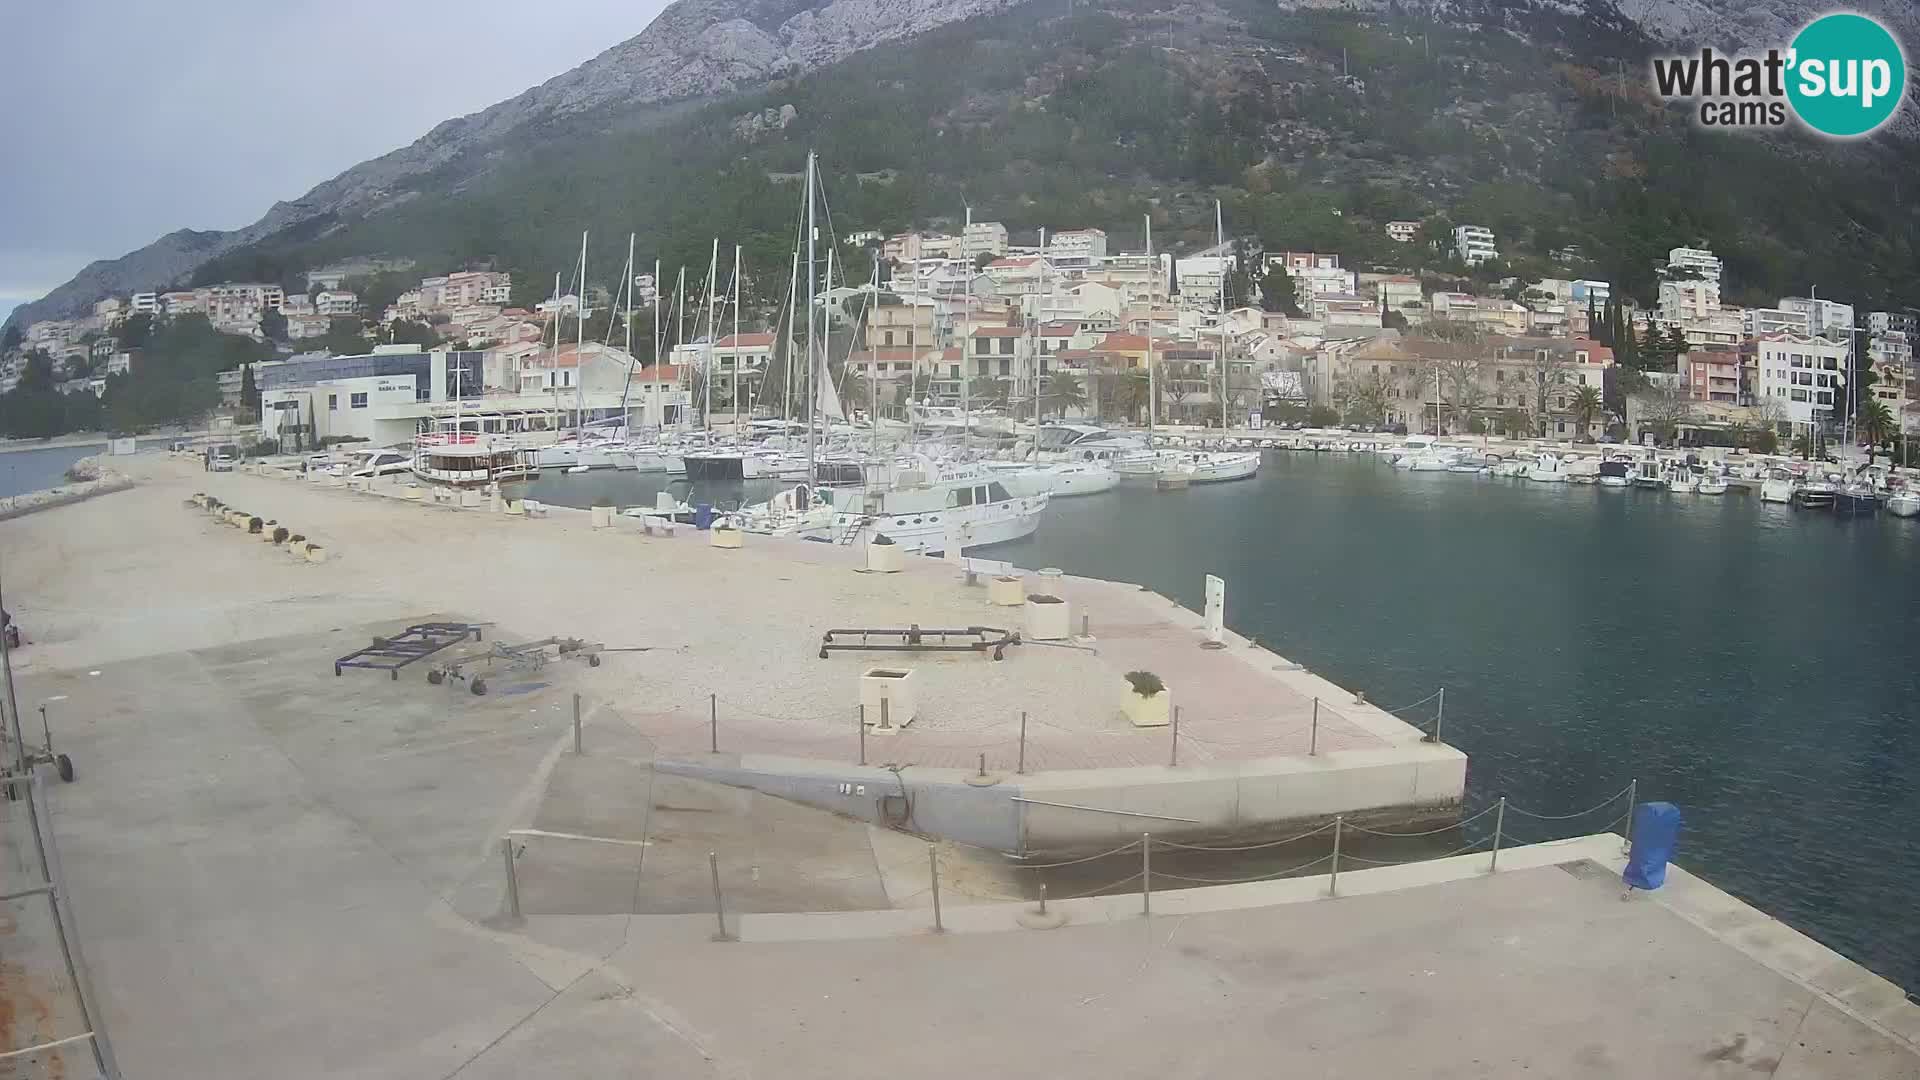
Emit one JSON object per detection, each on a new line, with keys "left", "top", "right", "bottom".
{"left": 272, "top": 526, "right": 290, "bottom": 545}
{"left": 1120, "top": 670, "right": 1170, "bottom": 728}
{"left": 988, "top": 573, "right": 1026, "bottom": 607}
{"left": 248, "top": 516, "right": 264, "bottom": 534}
{"left": 287, "top": 533, "right": 307, "bottom": 554}
{"left": 866, "top": 532, "right": 902, "bottom": 573}
{"left": 1024, "top": 593, "right": 1071, "bottom": 641}
{"left": 709, "top": 520, "right": 743, "bottom": 549}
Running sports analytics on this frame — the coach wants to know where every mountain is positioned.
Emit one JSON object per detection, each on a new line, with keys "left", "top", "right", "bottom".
{"left": 10, "top": 0, "right": 1920, "bottom": 331}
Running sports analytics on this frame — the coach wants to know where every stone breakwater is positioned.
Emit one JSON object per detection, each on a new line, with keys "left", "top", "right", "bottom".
{"left": 0, "top": 455, "right": 134, "bottom": 521}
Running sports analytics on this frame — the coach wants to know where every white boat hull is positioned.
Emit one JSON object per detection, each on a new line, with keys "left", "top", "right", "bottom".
{"left": 1887, "top": 493, "right": 1920, "bottom": 518}
{"left": 810, "top": 497, "right": 1048, "bottom": 554}
{"left": 1759, "top": 481, "right": 1795, "bottom": 504}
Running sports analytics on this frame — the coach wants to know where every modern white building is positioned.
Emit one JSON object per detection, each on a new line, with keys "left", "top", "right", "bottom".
{"left": 1046, "top": 228, "right": 1108, "bottom": 265}
{"left": 1452, "top": 225, "right": 1498, "bottom": 266}
{"left": 1744, "top": 306, "right": 1813, "bottom": 338}
{"left": 315, "top": 290, "right": 359, "bottom": 316}
{"left": 1777, "top": 296, "right": 1854, "bottom": 341}
{"left": 1384, "top": 221, "right": 1420, "bottom": 243}
{"left": 1753, "top": 333, "right": 1848, "bottom": 432}
{"left": 1666, "top": 246, "right": 1723, "bottom": 283}
{"left": 1569, "top": 279, "right": 1611, "bottom": 305}
{"left": 130, "top": 292, "right": 160, "bottom": 315}
{"left": 1657, "top": 279, "right": 1720, "bottom": 326}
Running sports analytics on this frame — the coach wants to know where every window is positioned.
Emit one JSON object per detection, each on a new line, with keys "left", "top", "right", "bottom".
{"left": 948, "top": 486, "right": 974, "bottom": 508}
{"left": 884, "top": 331, "right": 895, "bottom": 346}
{"left": 999, "top": 338, "right": 1013, "bottom": 356}
{"left": 328, "top": 394, "right": 338, "bottom": 411}
{"left": 999, "top": 358, "right": 1011, "bottom": 376}
{"left": 350, "top": 392, "right": 368, "bottom": 408}
{"left": 1816, "top": 391, "right": 1832, "bottom": 405}
{"left": 949, "top": 365, "right": 960, "bottom": 379}
{"left": 975, "top": 338, "right": 989, "bottom": 355}
{"left": 1791, "top": 388, "right": 1809, "bottom": 402}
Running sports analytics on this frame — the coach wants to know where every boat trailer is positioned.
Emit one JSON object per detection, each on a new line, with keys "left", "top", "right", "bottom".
{"left": 426, "top": 637, "right": 604, "bottom": 695}
{"left": 818, "top": 624, "right": 1019, "bottom": 661}
{"left": 334, "top": 622, "right": 484, "bottom": 679}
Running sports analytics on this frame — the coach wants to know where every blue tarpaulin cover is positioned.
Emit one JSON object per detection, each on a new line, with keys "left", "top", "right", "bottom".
{"left": 1623, "top": 802, "right": 1682, "bottom": 891}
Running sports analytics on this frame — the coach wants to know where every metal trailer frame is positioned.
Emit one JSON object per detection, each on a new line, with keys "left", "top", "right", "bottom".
{"left": 818, "top": 624, "right": 1019, "bottom": 661}
{"left": 334, "top": 622, "right": 483, "bottom": 679}
{"left": 426, "top": 637, "right": 604, "bottom": 696}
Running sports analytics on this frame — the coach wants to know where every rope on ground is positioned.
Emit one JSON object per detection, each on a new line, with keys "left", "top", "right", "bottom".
{"left": 1150, "top": 853, "right": 1335, "bottom": 886}
{"left": 1055, "top": 870, "right": 1143, "bottom": 900}
{"left": 1150, "top": 819, "right": 1337, "bottom": 852}
{"left": 1502, "top": 784, "right": 1635, "bottom": 821}
{"left": 1007, "top": 839, "right": 1143, "bottom": 869}
{"left": 1343, "top": 802, "right": 1498, "bottom": 838}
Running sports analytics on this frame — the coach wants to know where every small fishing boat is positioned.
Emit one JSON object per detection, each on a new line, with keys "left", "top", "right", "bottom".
{"left": 1696, "top": 472, "right": 1728, "bottom": 495}
{"left": 1759, "top": 467, "right": 1796, "bottom": 504}
{"left": 1887, "top": 489, "right": 1920, "bottom": 518}
{"left": 1597, "top": 460, "right": 1631, "bottom": 488}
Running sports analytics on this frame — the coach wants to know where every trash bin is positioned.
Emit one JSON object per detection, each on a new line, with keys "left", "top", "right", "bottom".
{"left": 694, "top": 503, "right": 714, "bottom": 531}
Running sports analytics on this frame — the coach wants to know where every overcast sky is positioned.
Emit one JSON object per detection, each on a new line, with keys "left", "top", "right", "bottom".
{"left": 0, "top": 0, "right": 669, "bottom": 323}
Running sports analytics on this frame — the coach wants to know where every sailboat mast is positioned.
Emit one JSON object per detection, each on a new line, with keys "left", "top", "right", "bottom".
{"left": 675, "top": 266, "right": 687, "bottom": 428}
{"left": 784, "top": 248, "right": 799, "bottom": 423}
{"left": 1145, "top": 213, "right": 1156, "bottom": 434}
{"left": 575, "top": 231, "right": 587, "bottom": 430}
{"left": 805, "top": 150, "right": 818, "bottom": 482}
{"left": 617, "top": 231, "right": 636, "bottom": 428}
{"left": 1216, "top": 199, "right": 1228, "bottom": 431}
{"left": 703, "top": 238, "right": 718, "bottom": 431}
{"left": 870, "top": 253, "right": 881, "bottom": 458}
{"left": 962, "top": 205, "right": 972, "bottom": 440}
{"left": 732, "top": 244, "right": 743, "bottom": 427}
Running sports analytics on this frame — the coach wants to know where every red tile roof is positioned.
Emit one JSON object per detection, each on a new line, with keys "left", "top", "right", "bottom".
{"left": 714, "top": 332, "right": 776, "bottom": 348}
{"left": 971, "top": 326, "right": 1025, "bottom": 338}
{"left": 1039, "top": 322, "right": 1080, "bottom": 336}
{"left": 1097, "top": 333, "right": 1150, "bottom": 351}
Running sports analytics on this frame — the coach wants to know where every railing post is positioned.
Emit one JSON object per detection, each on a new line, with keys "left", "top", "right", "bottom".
{"left": 1017, "top": 711, "right": 1027, "bottom": 774}
{"left": 880, "top": 696, "right": 891, "bottom": 731}
{"left": 1037, "top": 881, "right": 1048, "bottom": 916}
{"left": 928, "top": 844, "right": 944, "bottom": 933}
{"left": 1425, "top": 687, "right": 1445, "bottom": 744}
{"left": 710, "top": 851, "right": 731, "bottom": 940}
{"left": 858, "top": 704, "right": 867, "bottom": 766}
{"left": 572, "top": 693, "right": 582, "bottom": 754}
{"left": 1489, "top": 797, "right": 1507, "bottom": 873}
{"left": 1141, "top": 833, "right": 1152, "bottom": 916}
{"left": 1310, "top": 697, "right": 1319, "bottom": 756}
{"left": 501, "top": 837, "right": 521, "bottom": 920}
{"left": 709, "top": 693, "right": 717, "bottom": 753}
{"left": 1169, "top": 705, "right": 1180, "bottom": 766}
{"left": 1329, "top": 815, "right": 1343, "bottom": 897}
{"left": 1623, "top": 778, "right": 1638, "bottom": 854}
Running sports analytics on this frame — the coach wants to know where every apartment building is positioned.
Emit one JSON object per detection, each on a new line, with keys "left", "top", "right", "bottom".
{"left": 1384, "top": 221, "right": 1420, "bottom": 243}
{"left": 1047, "top": 228, "right": 1108, "bottom": 265}
{"left": 1452, "top": 225, "right": 1498, "bottom": 265}
{"left": 960, "top": 221, "right": 1009, "bottom": 259}
{"left": 1744, "top": 306, "right": 1814, "bottom": 338}
{"left": 1753, "top": 333, "right": 1849, "bottom": 430}
{"left": 1777, "top": 296, "right": 1854, "bottom": 340}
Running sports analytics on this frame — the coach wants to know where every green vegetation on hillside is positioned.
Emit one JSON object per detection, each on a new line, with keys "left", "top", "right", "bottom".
{"left": 185, "top": 0, "right": 1920, "bottom": 323}
{"left": 0, "top": 315, "right": 268, "bottom": 438}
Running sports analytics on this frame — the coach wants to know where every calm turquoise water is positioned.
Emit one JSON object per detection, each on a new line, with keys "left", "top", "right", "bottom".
{"left": 518, "top": 453, "right": 1920, "bottom": 991}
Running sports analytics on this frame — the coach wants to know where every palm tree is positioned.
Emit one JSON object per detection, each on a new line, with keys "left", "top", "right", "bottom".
{"left": 1858, "top": 397, "right": 1894, "bottom": 463}
{"left": 1043, "top": 370, "right": 1086, "bottom": 419}
{"left": 1570, "top": 385, "right": 1602, "bottom": 441}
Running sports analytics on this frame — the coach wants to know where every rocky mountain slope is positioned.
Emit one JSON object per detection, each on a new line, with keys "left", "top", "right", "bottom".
{"left": 8, "top": 0, "right": 1916, "bottom": 330}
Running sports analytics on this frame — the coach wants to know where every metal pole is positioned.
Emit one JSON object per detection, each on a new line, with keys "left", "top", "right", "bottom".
{"left": 33, "top": 770, "right": 121, "bottom": 1080}
{"left": 1489, "top": 797, "right": 1506, "bottom": 873}
{"left": 1038, "top": 881, "right": 1048, "bottom": 915}
{"left": 1310, "top": 697, "right": 1319, "bottom": 756}
{"left": 880, "top": 697, "right": 891, "bottom": 730}
{"left": 1017, "top": 711, "right": 1027, "bottom": 774}
{"left": 1170, "top": 705, "right": 1180, "bottom": 766}
{"left": 1081, "top": 613, "right": 1090, "bottom": 637}
{"left": 928, "top": 844, "right": 943, "bottom": 932}
{"left": 500, "top": 836, "right": 520, "bottom": 920}
{"left": 38, "top": 703, "right": 52, "bottom": 754}
{"left": 859, "top": 704, "right": 867, "bottom": 766}
{"left": 1425, "top": 687, "right": 1445, "bottom": 743}
{"left": 978, "top": 752, "right": 986, "bottom": 778}
{"left": 1141, "top": 832, "right": 1152, "bottom": 916}
{"left": 709, "top": 851, "right": 730, "bottom": 939}
{"left": 1623, "top": 778, "right": 1638, "bottom": 854}
{"left": 709, "top": 692, "right": 717, "bottom": 753}
{"left": 572, "top": 693, "right": 582, "bottom": 755}
{"left": 1329, "top": 815, "right": 1343, "bottom": 897}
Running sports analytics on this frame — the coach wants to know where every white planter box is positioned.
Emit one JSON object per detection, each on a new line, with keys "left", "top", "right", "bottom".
{"left": 1025, "top": 594, "right": 1072, "bottom": 640}
{"left": 1121, "top": 683, "right": 1171, "bottom": 728}
{"left": 988, "top": 575, "right": 1026, "bottom": 607}
{"left": 591, "top": 505, "right": 615, "bottom": 529}
{"left": 866, "top": 540, "right": 903, "bottom": 573}
{"left": 304, "top": 545, "right": 329, "bottom": 564}
{"left": 710, "top": 528, "right": 743, "bottom": 549}
{"left": 861, "top": 668, "right": 917, "bottom": 730}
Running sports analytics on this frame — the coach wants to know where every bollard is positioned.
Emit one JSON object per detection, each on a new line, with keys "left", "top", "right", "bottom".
{"left": 1170, "top": 705, "right": 1180, "bottom": 766}
{"left": 1622, "top": 778, "right": 1638, "bottom": 855}
{"left": 1329, "top": 815, "right": 1344, "bottom": 897}
{"left": 572, "top": 693, "right": 582, "bottom": 755}
{"left": 978, "top": 752, "right": 986, "bottom": 778}
{"left": 1489, "top": 797, "right": 1507, "bottom": 873}
{"left": 1081, "top": 613, "right": 1090, "bottom": 638}
{"left": 501, "top": 837, "right": 521, "bottom": 920}
{"left": 1038, "top": 881, "right": 1048, "bottom": 916}
{"left": 1141, "top": 833, "right": 1152, "bottom": 916}
{"left": 1310, "top": 698, "right": 1320, "bottom": 756}
{"left": 709, "top": 693, "right": 717, "bottom": 753}
{"left": 709, "top": 851, "right": 730, "bottom": 940}
{"left": 859, "top": 704, "right": 867, "bottom": 766}
{"left": 880, "top": 697, "right": 891, "bottom": 731}
{"left": 928, "top": 844, "right": 944, "bottom": 933}
{"left": 1017, "top": 711, "right": 1028, "bottom": 774}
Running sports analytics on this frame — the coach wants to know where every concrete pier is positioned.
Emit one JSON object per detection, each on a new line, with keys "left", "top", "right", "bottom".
{"left": 1, "top": 453, "right": 1916, "bottom": 1077}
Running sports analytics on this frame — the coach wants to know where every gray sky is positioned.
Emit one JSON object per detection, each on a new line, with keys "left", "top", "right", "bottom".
{"left": 0, "top": 0, "right": 669, "bottom": 322}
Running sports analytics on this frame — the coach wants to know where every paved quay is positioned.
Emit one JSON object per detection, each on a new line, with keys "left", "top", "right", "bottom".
{"left": 0, "top": 454, "right": 1916, "bottom": 1077}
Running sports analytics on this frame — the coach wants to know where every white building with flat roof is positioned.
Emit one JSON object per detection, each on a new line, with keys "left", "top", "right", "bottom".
{"left": 1754, "top": 333, "right": 1848, "bottom": 431}
{"left": 1658, "top": 279, "right": 1719, "bottom": 326}
{"left": 1777, "top": 296, "right": 1854, "bottom": 340}
{"left": 1666, "top": 246, "right": 1723, "bottom": 283}
{"left": 960, "top": 221, "right": 1009, "bottom": 259}
{"left": 1046, "top": 228, "right": 1108, "bottom": 265}
{"left": 1453, "top": 225, "right": 1497, "bottom": 265}
{"left": 1744, "top": 307, "right": 1813, "bottom": 338}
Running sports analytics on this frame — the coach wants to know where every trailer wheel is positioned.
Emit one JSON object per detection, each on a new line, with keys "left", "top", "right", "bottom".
{"left": 470, "top": 678, "right": 488, "bottom": 696}
{"left": 587, "top": 654, "right": 601, "bottom": 667}
{"left": 56, "top": 754, "right": 74, "bottom": 783}
{"left": 427, "top": 670, "right": 444, "bottom": 685}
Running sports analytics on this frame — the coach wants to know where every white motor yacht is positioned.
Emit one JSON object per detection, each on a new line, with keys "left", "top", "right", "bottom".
{"left": 1758, "top": 467, "right": 1796, "bottom": 504}
{"left": 1525, "top": 453, "right": 1567, "bottom": 482}
{"left": 741, "top": 465, "right": 1047, "bottom": 553}
{"left": 1407, "top": 448, "right": 1461, "bottom": 472}
{"left": 1390, "top": 435, "right": 1437, "bottom": 469}
{"left": 1887, "top": 489, "right": 1920, "bottom": 517}
{"left": 1598, "top": 460, "right": 1631, "bottom": 487}
{"left": 1696, "top": 471, "right": 1728, "bottom": 495}
{"left": 412, "top": 435, "right": 535, "bottom": 486}
{"left": 329, "top": 448, "right": 412, "bottom": 479}
{"left": 1666, "top": 466, "right": 1699, "bottom": 494}
{"left": 1157, "top": 450, "right": 1260, "bottom": 483}
{"left": 985, "top": 460, "right": 1119, "bottom": 498}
